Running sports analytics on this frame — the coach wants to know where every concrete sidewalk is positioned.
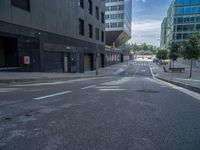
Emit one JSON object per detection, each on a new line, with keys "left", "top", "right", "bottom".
{"left": 151, "top": 61, "right": 200, "bottom": 93}
{"left": 0, "top": 63, "right": 129, "bottom": 84}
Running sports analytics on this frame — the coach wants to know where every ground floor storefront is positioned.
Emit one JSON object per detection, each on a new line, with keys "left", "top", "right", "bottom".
{"left": 0, "top": 21, "right": 129, "bottom": 73}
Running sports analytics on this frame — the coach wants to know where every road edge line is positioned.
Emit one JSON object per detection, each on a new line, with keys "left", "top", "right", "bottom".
{"left": 149, "top": 66, "right": 200, "bottom": 100}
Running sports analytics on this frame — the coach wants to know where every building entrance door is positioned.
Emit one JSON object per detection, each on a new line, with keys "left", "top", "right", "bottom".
{"left": 63, "top": 56, "right": 68, "bottom": 73}
{"left": 0, "top": 37, "right": 19, "bottom": 71}
{"left": 0, "top": 38, "right": 5, "bottom": 67}
{"left": 101, "top": 54, "right": 105, "bottom": 67}
{"left": 63, "top": 52, "right": 76, "bottom": 73}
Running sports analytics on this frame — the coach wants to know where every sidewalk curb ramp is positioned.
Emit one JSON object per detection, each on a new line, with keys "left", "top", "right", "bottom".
{"left": 156, "top": 77, "right": 200, "bottom": 93}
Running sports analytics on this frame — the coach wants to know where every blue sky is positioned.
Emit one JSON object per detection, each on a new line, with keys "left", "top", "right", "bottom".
{"left": 130, "top": 0, "right": 172, "bottom": 46}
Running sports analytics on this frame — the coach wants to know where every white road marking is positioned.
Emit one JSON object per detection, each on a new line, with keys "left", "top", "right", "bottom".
{"left": 101, "top": 77, "right": 132, "bottom": 86}
{"left": 141, "top": 69, "right": 146, "bottom": 72}
{"left": 0, "top": 88, "right": 20, "bottom": 93}
{"left": 154, "top": 78, "right": 200, "bottom": 101}
{"left": 174, "top": 78, "right": 200, "bottom": 82}
{"left": 96, "top": 86, "right": 120, "bottom": 89}
{"left": 99, "top": 89, "right": 127, "bottom": 91}
{"left": 113, "top": 68, "right": 125, "bottom": 75}
{"left": 33, "top": 91, "right": 72, "bottom": 100}
{"left": 13, "top": 77, "right": 112, "bottom": 87}
{"left": 81, "top": 85, "right": 96, "bottom": 90}
{"left": 148, "top": 66, "right": 200, "bottom": 101}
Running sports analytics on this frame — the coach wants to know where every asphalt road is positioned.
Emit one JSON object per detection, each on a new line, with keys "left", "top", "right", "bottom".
{"left": 0, "top": 61, "right": 200, "bottom": 150}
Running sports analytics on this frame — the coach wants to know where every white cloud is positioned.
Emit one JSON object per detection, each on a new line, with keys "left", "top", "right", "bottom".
{"left": 130, "top": 19, "right": 161, "bottom": 46}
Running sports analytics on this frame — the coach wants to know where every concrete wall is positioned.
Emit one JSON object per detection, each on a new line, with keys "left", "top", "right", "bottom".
{"left": 0, "top": 0, "right": 105, "bottom": 46}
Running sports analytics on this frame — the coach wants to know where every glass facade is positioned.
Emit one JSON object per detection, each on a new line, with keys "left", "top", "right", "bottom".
{"left": 160, "top": 17, "right": 168, "bottom": 49}
{"left": 105, "top": 0, "right": 132, "bottom": 35}
{"left": 105, "top": 0, "right": 132, "bottom": 47}
{"left": 161, "top": 0, "right": 200, "bottom": 48}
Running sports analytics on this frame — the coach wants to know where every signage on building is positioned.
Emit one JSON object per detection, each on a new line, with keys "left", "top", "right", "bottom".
{"left": 21, "top": 56, "right": 30, "bottom": 65}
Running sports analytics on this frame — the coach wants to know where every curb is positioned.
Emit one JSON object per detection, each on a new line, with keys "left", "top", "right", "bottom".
{"left": 150, "top": 66, "right": 200, "bottom": 93}
{"left": 0, "top": 74, "right": 110, "bottom": 84}
{"left": 156, "top": 77, "right": 200, "bottom": 93}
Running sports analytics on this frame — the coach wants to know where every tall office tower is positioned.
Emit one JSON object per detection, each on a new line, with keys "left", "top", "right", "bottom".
{"left": 160, "top": 17, "right": 168, "bottom": 49}
{"left": 105, "top": 0, "right": 132, "bottom": 48}
{"left": 161, "top": 0, "right": 200, "bottom": 49}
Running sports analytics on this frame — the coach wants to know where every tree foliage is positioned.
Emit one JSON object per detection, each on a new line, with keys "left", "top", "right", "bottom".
{"left": 181, "top": 34, "right": 200, "bottom": 78}
{"left": 156, "top": 49, "right": 168, "bottom": 60}
{"left": 181, "top": 34, "right": 200, "bottom": 60}
{"left": 128, "top": 43, "right": 159, "bottom": 54}
{"left": 168, "top": 42, "right": 179, "bottom": 61}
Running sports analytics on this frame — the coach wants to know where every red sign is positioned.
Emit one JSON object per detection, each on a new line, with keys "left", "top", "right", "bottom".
{"left": 21, "top": 56, "right": 30, "bottom": 65}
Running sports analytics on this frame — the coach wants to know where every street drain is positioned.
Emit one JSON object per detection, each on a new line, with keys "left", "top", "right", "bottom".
{"left": 136, "top": 90, "right": 159, "bottom": 93}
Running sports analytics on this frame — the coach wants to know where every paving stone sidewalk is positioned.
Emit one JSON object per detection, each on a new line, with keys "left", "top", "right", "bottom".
{"left": 151, "top": 61, "right": 200, "bottom": 93}
{"left": 0, "top": 63, "right": 129, "bottom": 84}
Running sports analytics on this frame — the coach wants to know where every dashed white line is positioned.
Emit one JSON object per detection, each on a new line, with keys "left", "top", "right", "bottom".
{"left": 81, "top": 85, "right": 96, "bottom": 90}
{"left": 33, "top": 91, "right": 72, "bottom": 100}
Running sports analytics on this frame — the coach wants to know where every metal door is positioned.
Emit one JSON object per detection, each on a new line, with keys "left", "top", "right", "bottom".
{"left": 64, "top": 56, "right": 68, "bottom": 72}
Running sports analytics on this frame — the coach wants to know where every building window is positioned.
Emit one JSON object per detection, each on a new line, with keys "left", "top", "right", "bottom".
{"left": 101, "top": 31, "right": 104, "bottom": 42}
{"left": 79, "top": 19, "right": 84, "bottom": 36}
{"left": 89, "top": 24, "right": 93, "bottom": 38}
{"left": 78, "top": 0, "right": 84, "bottom": 8}
{"left": 88, "top": 0, "right": 93, "bottom": 15}
{"left": 106, "top": 23, "right": 109, "bottom": 28}
{"left": 118, "top": 22, "right": 123, "bottom": 27}
{"left": 110, "top": 5, "right": 118, "bottom": 11}
{"left": 118, "top": 5, "right": 124, "bottom": 10}
{"left": 110, "top": 22, "right": 117, "bottom": 28}
{"left": 95, "top": 28, "right": 99, "bottom": 40}
{"left": 118, "top": 13, "right": 124, "bottom": 19}
{"left": 177, "top": 25, "right": 183, "bottom": 31}
{"left": 11, "top": 0, "right": 30, "bottom": 11}
{"left": 96, "top": 7, "right": 99, "bottom": 20}
{"left": 106, "top": 14, "right": 109, "bottom": 19}
{"left": 101, "top": 12, "right": 105, "bottom": 24}
{"left": 106, "top": 6, "right": 109, "bottom": 11}
{"left": 196, "top": 24, "right": 200, "bottom": 30}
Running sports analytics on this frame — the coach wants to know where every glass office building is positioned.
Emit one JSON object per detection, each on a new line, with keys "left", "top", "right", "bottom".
{"left": 161, "top": 0, "right": 200, "bottom": 48}
{"left": 160, "top": 17, "right": 168, "bottom": 49}
{"left": 105, "top": 0, "right": 132, "bottom": 48}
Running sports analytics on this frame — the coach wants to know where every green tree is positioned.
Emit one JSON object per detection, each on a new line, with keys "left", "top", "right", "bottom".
{"left": 132, "top": 43, "right": 139, "bottom": 51}
{"left": 156, "top": 49, "right": 168, "bottom": 60}
{"left": 168, "top": 42, "right": 179, "bottom": 68}
{"left": 181, "top": 34, "right": 200, "bottom": 78}
{"left": 141, "top": 43, "right": 148, "bottom": 51}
